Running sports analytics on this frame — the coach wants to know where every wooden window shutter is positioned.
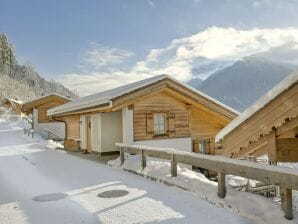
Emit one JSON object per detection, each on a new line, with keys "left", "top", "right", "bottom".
{"left": 146, "top": 113, "right": 154, "bottom": 136}
{"left": 168, "top": 113, "right": 175, "bottom": 136}
{"left": 193, "top": 139, "right": 199, "bottom": 153}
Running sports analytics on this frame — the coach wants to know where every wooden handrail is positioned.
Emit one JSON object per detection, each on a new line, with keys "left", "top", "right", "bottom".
{"left": 116, "top": 142, "right": 298, "bottom": 220}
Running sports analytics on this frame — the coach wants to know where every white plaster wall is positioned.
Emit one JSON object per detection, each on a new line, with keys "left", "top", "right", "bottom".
{"left": 33, "top": 108, "right": 65, "bottom": 139}
{"left": 134, "top": 137, "right": 192, "bottom": 152}
{"left": 37, "top": 122, "right": 65, "bottom": 139}
{"left": 80, "top": 115, "right": 87, "bottom": 150}
{"left": 101, "top": 111, "right": 122, "bottom": 152}
{"left": 122, "top": 107, "right": 134, "bottom": 145}
{"left": 91, "top": 113, "right": 101, "bottom": 152}
{"left": 33, "top": 108, "right": 38, "bottom": 130}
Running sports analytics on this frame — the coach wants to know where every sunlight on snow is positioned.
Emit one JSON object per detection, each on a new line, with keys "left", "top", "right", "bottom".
{"left": 0, "top": 202, "right": 29, "bottom": 224}
{"left": 98, "top": 197, "right": 184, "bottom": 224}
{"left": 0, "top": 145, "right": 44, "bottom": 157}
{"left": 67, "top": 183, "right": 184, "bottom": 223}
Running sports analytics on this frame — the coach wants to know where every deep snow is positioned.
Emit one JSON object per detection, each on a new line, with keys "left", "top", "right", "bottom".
{"left": 109, "top": 154, "right": 298, "bottom": 224}
{"left": 0, "top": 118, "right": 254, "bottom": 224}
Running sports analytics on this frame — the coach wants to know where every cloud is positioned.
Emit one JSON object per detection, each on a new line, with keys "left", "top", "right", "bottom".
{"left": 148, "top": 0, "right": 155, "bottom": 7}
{"left": 80, "top": 43, "right": 134, "bottom": 70}
{"left": 252, "top": 0, "right": 271, "bottom": 8}
{"left": 61, "top": 27, "right": 298, "bottom": 96}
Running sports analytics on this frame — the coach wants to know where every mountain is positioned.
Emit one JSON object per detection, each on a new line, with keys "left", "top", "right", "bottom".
{"left": 187, "top": 77, "right": 203, "bottom": 88}
{"left": 0, "top": 33, "right": 77, "bottom": 102}
{"left": 197, "top": 44, "right": 297, "bottom": 112}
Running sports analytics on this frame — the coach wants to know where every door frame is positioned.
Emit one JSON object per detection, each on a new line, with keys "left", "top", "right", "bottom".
{"left": 86, "top": 115, "right": 92, "bottom": 152}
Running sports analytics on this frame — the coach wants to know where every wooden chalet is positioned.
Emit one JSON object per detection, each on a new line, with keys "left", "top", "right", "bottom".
{"left": 48, "top": 75, "right": 238, "bottom": 154}
{"left": 2, "top": 98, "right": 23, "bottom": 114}
{"left": 216, "top": 71, "right": 298, "bottom": 162}
{"left": 22, "top": 93, "right": 71, "bottom": 139}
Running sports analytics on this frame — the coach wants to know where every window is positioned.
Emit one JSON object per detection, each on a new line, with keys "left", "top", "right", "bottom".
{"left": 199, "top": 139, "right": 210, "bottom": 154}
{"left": 153, "top": 113, "right": 166, "bottom": 135}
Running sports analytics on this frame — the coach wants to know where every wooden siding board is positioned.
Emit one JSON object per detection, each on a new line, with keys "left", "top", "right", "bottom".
{"left": 222, "top": 84, "right": 298, "bottom": 157}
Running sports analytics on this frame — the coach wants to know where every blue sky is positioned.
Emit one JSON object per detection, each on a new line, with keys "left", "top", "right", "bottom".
{"left": 1, "top": 0, "right": 298, "bottom": 95}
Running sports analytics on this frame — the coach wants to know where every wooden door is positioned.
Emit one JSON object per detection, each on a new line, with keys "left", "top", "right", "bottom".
{"left": 86, "top": 116, "right": 92, "bottom": 152}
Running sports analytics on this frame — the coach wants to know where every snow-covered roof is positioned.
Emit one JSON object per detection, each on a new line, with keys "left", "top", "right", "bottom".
{"left": 48, "top": 74, "right": 239, "bottom": 116}
{"left": 7, "top": 98, "right": 23, "bottom": 105}
{"left": 216, "top": 71, "right": 298, "bottom": 142}
{"left": 23, "top": 93, "right": 71, "bottom": 106}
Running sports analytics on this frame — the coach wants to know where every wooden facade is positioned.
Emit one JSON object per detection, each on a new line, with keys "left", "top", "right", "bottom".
{"left": 2, "top": 98, "right": 22, "bottom": 114}
{"left": 23, "top": 94, "right": 71, "bottom": 123}
{"left": 50, "top": 76, "right": 238, "bottom": 153}
{"left": 217, "top": 73, "right": 298, "bottom": 162}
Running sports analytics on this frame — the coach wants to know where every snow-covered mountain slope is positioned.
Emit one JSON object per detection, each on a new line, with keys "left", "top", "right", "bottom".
{"left": 197, "top": 54, "right": 294, "bottom": 112}
{"left": 0, "top": 33, "right": 77, "bottom": 102}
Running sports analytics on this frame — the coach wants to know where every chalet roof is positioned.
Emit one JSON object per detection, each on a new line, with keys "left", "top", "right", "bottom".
{"left": 23, "top": 93, "right": 71, "bottom": 110}
{"left": 216, "top": 71, "right": 298, "bottom": 142}
{"left": 3, "top": 98, "right": 23, "bottom": 105}
{"left": 48, "top": 74, "right": 239, "bottom": 116}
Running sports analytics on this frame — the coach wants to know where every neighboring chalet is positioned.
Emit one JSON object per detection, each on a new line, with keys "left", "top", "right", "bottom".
{"left": 2, "top": 98, "right": 23, "bottom": 114}
{"left": 22, "top": 93, "right": 71, "bottom": 139}
{"left": 48, "top": 75, "right": 238, "bottom": 154}
{"left": 216, "top": 71, "right": 298, "bottom": 162}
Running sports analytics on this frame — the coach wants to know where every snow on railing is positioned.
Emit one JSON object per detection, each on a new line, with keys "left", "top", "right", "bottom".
{"left": 22, "top": 115, "right": 34, "bottom": 138}
{"left": 116, "top": 142, "right": 298, "bottom": 220}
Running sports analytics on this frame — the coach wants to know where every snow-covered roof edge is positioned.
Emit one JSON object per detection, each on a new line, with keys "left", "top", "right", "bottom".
{"left": 23, "top": 93, "right": 72, "bottom": 106}
{"left": 5, "top": 98, "right": 23, "bottom": 105}
{"left": 216, "top": 71, "right": 298, "bottom": 142}
{"left": 48, "top": 74, "right": 239, "bottom": 116}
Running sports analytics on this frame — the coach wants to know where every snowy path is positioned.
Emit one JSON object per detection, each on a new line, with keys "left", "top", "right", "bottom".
{"left": 0, "top": 120, "right": 254, "bottom": 224}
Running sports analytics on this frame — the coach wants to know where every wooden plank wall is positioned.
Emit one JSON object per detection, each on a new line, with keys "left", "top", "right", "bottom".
{"left": 37, "top": 101, "right": 67, "bottom": 123}
{"left": 221, "top": 84, "right": 298, "bottom": 158}
{"left": 133, "top": 91, "right": 231, "bottom": 149}
{"left": 60, "top": 115, "right": 80, "bottom": 139}
{"left": 133, "top": 92, "right": 190, "bottom": 141}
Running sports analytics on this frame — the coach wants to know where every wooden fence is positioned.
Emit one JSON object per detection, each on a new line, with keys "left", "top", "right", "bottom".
{"left": 116, "top": 143, "right": 298, "bottom": 220}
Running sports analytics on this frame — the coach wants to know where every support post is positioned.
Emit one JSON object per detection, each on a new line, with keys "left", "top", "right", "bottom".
{"left": 171, "top": 154, "right": 177, "bottom": 177}
{"left": 120, "top": 147, "right": 125, "bottom": 166}
{"left": 218, "top": 172, "right": 226, "bottom": 198}
{"left": 281, "top": 187, "right": 293, "bottom": 220}
{"left": 141, "top": 149, "right": 146, "bottom": 170}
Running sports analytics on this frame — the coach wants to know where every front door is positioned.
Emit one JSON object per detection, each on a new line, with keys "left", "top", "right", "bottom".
{"left": 86, "top": 116, "right": 92, "bottom": 152}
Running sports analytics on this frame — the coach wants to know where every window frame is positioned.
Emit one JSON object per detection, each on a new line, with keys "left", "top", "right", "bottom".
{"left": 153, "top": 113, "right": 167, "bottom": 136}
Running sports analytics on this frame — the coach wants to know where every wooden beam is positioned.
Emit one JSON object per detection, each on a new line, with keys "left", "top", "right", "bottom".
{"left": 267, "top": 129, "right": 277, "bottom": 162}
{"left": 171, "top": 154, "right": 177, "bottom": 177}
{"left": 118, "top": 143, "right": 298, "bottom": 191}
{"left": 276, "top": 117, "right": 298, "bottom": 137}
{"left": 232, "top": 135, "right": 268, "bottom": 159}
{"left": 281, "top": 187, "right": 293, "bottom": 220}
{"left": 218, "top": 172, "right": 226, "bottom": 198}
{"left": 141, "top": 149, "right": 146, "bottom": 170}
{"left": 250, "top": 145, "right": 268, "bottom": 158}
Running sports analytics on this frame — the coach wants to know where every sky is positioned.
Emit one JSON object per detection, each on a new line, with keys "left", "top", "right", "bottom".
{"left": 1, "top": 0, "right": 298, "bottom": 96}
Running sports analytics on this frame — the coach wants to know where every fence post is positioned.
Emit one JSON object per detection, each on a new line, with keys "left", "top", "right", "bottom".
{"left": 141, "top": 149, "right": 146, "bottom": 170}
{"left": 281, "top": 187, "right": 293, "bottom": 220}
{"left": 171, "top": 154, "right": 177, "bottom": 177}
{"left": 218, "top": 172, "right": 226, "bottom": 198}
{"left": 120, "top": 147, "right": 125, "bottom": 166}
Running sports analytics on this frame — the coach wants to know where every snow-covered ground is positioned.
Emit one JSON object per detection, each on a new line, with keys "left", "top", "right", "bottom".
{"left": 109, "top": 155, "right": 298, "bottom": 224}
{"left": 0, "top": 118, "right": 255, "bottom": 224}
